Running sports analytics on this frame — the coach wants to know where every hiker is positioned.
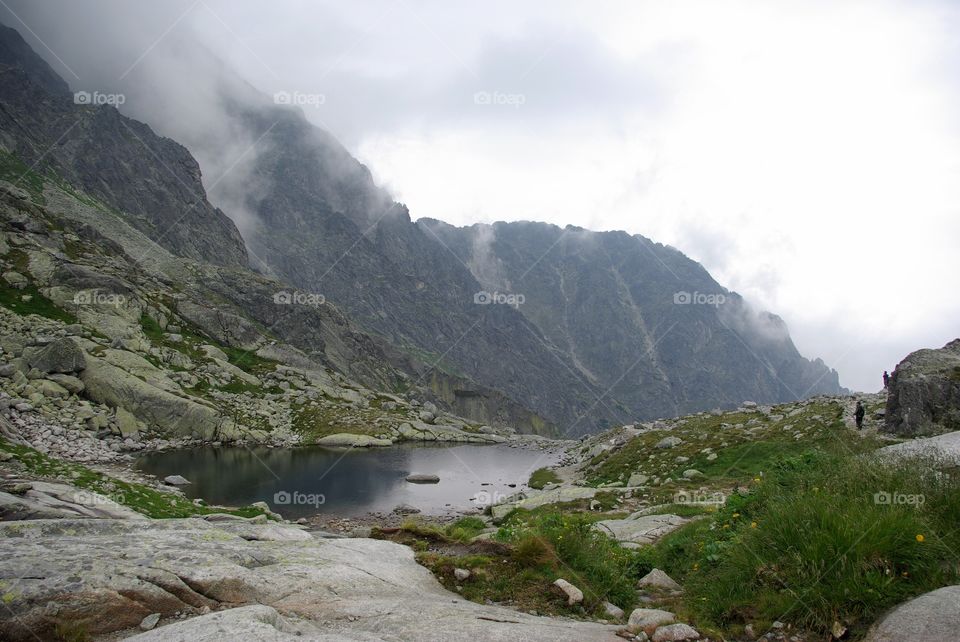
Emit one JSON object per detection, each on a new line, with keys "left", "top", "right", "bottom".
{"left": 883, "top": 370, "right": 890, "bottom": 388}
{"left": 855, "top": 400, "right": 865, "bottom": 429}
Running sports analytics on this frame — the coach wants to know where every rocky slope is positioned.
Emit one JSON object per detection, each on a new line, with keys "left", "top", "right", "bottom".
{"left": 884, "top": 338, "right": 960, "bottom": 436}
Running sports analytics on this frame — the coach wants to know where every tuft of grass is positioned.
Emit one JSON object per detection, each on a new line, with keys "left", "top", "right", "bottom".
{"left": 445, "top": 516, "right": 488, "bottom": 542}
{"left": 528, "top": 467, "right": 562, "bottom": 489}
{"left": 0, "top": 282, "right": 76, "bottom": 324}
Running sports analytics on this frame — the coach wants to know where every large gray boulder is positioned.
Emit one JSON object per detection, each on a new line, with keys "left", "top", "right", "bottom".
{"left": 80, "top": 356, "right": 229, "bottom": 439}
{"left": 885, "top": 339, "right": 960, "bottom": 437}
{"left": 24, "top": 337, "right": 86, "bottom": 373}
{"left": 0, "top": 518, "right": 619, "bottom": 641}
{"left": 864, "top": 585, "right": 960, "bottom": 642}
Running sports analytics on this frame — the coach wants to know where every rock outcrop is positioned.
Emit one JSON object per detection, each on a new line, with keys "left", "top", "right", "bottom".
{"left": 884, "top": 339, "right": 960, "bottom": 436}
{"left": 0, "top": 518, "right": 619, "bottom": 641}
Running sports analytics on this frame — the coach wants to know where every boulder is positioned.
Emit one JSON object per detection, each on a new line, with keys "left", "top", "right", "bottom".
{"left": 80, "top": 356, "right": 227, "bottom": 439}
{"left": 24, "top": 337, "right": 86, "bottom": 374}
{"left": 652, "top": 623, "right": 700, "bottom": 641}
{"left": 864, "top": 585, "right": 960, "bottom": 642}
{"left": 638, "top": 568, "right": 683, "bottom": 592}
{"left": 628, "top": 608, "right": 675, "bottom": 635}
{"left": 163, "top": 475, "right": 190, "bottom": 486}
{"left": 315, "top": 433, "right": 392, "bottom": 447}
{"left": 885, "top": 339, "right": 960, "bottom": 436}
{"left": 656, "top": 436, "right": 682, "bottom": 449}
{"left": 553, "top": 578, "right": 583, "bottom": 605}
{"left": 595, "top": 514, "right": 690, "bottom": 547}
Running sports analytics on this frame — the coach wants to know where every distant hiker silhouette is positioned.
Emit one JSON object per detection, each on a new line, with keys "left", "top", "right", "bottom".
{"left": 855, "top": 400, "right": 865, "bottom": 429}
{"left": 883, "top": 371, "right": 890, "bottom": 388}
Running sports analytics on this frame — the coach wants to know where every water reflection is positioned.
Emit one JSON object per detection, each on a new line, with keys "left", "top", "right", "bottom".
{"left": 135, "top": 443, "right": 558, "bottom": 518}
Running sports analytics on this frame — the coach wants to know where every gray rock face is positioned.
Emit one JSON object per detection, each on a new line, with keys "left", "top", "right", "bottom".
{"left": 863, "top": 585, "right": 960, "bottom": 642}
{"left": 0, "top": 518, "right": 619, "bottom": 641}
{"left": 24, "top": 338, "right": 86, "bottom": 374}
{"left": 80, "top": 356, "right": 228, "bottom": 439}
{"left": 885, "top": 339, "right": 960, "bottom": 436}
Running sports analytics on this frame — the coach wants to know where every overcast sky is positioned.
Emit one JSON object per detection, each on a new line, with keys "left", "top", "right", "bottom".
{"left": 3, "top": 0, "right": 959, "bottom": 392}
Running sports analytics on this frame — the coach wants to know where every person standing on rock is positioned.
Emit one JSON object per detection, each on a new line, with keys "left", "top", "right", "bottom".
{"left": 883, "top": 371, "right": 890, "bottom": 388}
{"left": 855, "top": 400, "right": 865, "bottom": 429}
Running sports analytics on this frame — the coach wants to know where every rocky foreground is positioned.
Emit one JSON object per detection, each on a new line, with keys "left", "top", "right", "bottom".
{"left": 0, "top": 517, "right": 618, "bottom": 641}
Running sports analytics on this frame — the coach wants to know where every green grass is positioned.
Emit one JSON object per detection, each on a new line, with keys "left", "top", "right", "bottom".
{"left": 642, "top": 447, "right": 960, "bottom": 638}
{"left": 220, "top": 345, "right": 278, "bottom": 374}
{"left": 528, "top": 467, "right": 562, "bottom": 489}
{"left": 445, "top": 516, "right": 488, "bottom": 542}
{"left": 380, "top": 512, "right": 644, "bottom": 618}
{"left": 0, "top": 438, "right": 268, "bottom": 520}
{"left": 0, "top": 282, "right": 76, "bottom": 324}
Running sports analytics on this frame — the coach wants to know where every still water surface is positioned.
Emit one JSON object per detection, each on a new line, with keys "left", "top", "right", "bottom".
{"left": 136, "top": 443, "right": 559, "bottom": 518}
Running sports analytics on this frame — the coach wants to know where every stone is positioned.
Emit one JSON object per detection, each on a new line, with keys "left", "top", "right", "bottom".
{"left": 628, "top": 473, "right": 650, "bottom": 486}
{"left": 116, "top": 407, "right": 140, "bottom": 437}
{"left": 46, "top": 373, "right": 84, "bottom": 394}
{"left": 393, "top": 503, "right": 421, "bottom": 514}
{"left": 656, "top": 436, "right": 682, "bottom": 449}
{"left": 638, "top": 568, "right": 683, "bottom": 592}
{"left": 139, "top": 613, "right": 161, "bottom": 631}
{"left": 595, "top": 514, "right": 690, "bottom": 546}
{"left": 682, "top": 469, "right": 703, "bottom": 479}
{"left": 453, "top": 568, "right": 470, "bottom": 581}
{"left": 652, "top": 623, "right": 700, "bottom": 641}
{"left": 863, "top": 585, "right": 960, "bottom": 642}
{"left": 25, "top": 338, "right": 86, "bottom": 374}
{"left": 406, "top": 473, "right": 440, "bottom": 483}
{"left": 36, "top": 379, "right": 69, "bottom": 399}
{"left": 628, "top": 608, "right": 675, "bottom": 634}
{"left": 315, "top": 433, "right": 392, "bottom": 447}
{"left": 163, "top": 475, "right": 190, "bottom": 486}
{"left": 553, "top": 578, "right": 583, "bottom": 605}
{"left": 603, "top": 601, "right": 625, "bottom": 619}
